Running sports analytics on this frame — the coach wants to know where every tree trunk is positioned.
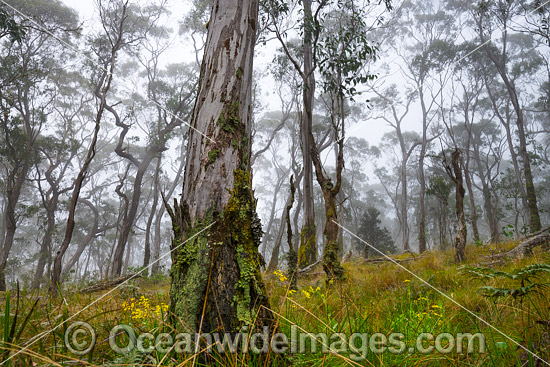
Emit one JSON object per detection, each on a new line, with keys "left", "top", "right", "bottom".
{"left": 310, "top": 119, "right": 345, "bottom": 282}
{"left": 399, "top": 152, "right": 410, "bottom": 252}
{"left": 62, "top": 199, "right": 108, "bottom": 278}
{"left": 286, "top": 176, "right": 298, "bottom": 290}
{"left": 111, "top": 162, "right": 151, "bottom": 276}
{"left": 418, "top": 90, "right": 428, "bottom": 254}
{"left": 51, "top": 19, "right": 123, "bottom": 294}
{"left": 478, "top": 16, "right": 541, "bottom": 232}
{"left": 501, "top": 227, "right": 550, "bottom": 258}
{"left": 298, "top": 0, "right": 317, "bottom": 268}
{"left": 143, "top": 157, "right": 161, "bottom": 270}
{"left": 464, "top": 158, "right": 480, "bottom": 243}
{"left": 445, "top": 149, "right": 467, "bottom": 263}
{"left": 471, "top": 140, "right": 499, "bottom": 242}
{"left": 32, "top": 197, "right": 57, "bottom": 289}
{"left": 0, "top": 164, "right": 28, "bottom": 291}
{"left": 260, "top": 170, "right": 286, "bottom": 262}
{"left": 168, "top": 0, "right": 274, "bottom": 339}
{"left": 152, "top": 138, "right": 185, "bottom": 275}
{"left": 462, "top": 100, "right": 480, "bottom": 243}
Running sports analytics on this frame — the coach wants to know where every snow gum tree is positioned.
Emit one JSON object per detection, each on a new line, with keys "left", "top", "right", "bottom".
{"left": 167, "top": 0, "right": 274, "bottom": 338}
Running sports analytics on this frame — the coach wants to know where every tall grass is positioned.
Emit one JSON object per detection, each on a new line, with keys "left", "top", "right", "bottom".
{"left": 0, "top": 241, "right": 549, "bottom": 366}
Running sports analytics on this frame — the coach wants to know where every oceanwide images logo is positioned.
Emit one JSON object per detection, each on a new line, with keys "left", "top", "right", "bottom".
{"left": 66, "top": 322, "right": 486, "bottom": 361}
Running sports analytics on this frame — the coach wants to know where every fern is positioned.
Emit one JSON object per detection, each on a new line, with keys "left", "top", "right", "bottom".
{"left": 103, "top": 348, "right": 156, "bottom": 366}
{"left": 479, "top": 283, "right": 550, "bottom": 299}
{"left": 460, "top": 263, "right": 550, "bottom": 300}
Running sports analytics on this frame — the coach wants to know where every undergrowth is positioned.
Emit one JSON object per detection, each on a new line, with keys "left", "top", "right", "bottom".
{"left": 0, "top": 241, "right": 549, "bottom": 366}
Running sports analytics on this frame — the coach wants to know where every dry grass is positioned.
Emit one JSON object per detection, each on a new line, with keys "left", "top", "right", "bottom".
{"left": 1, "top": 242, "right": 549, "bottom": 366}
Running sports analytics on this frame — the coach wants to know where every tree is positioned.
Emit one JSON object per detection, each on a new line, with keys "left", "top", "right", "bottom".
{"left": 167, "top": 0, "right": 274, "bottom": 341}
{"left": 109, "top": 37, "right": 196, "bottom": 277}
{"left": 0, "top": 0, "right": 79, "bottom": 291}
{"left": 51, "top": 0, "right": 134, "bottom": 293}
{"left": 263, "top": 0, "right": 321, "bottom": 267}
{"left": 475, "top": 0, "right": 542, "bottom": 232}
{"left": 371, "top": 85, "right": 420, "bottom": 252}
{"left": 357, "top": 207, "right": 396, "bottom": 258}
{"left": 0, "top": 5, "right": 25, "bottom": 42}
{"left": 426, "top": 175, "right": 452, "bottom": 249}
{"left": 443, "top": 148, "right": 467, "bottom": 263}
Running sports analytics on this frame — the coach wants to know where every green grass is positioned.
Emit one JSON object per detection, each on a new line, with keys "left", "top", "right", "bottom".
{"left": 1, "top": 241, "right": 549, "bottom": 366}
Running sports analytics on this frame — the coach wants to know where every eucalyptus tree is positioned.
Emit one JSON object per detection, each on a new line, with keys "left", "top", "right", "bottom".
{"left": 374, "top": 129, "right": 420, "bottom": 251}
{"left": 136, "top": 11, "right": 200, "bottom": 273}
{"left": 0, "top": 0, "right": 79, "bottom": 291}
{"left": 443, "top": 148, "right": 467, "bottom": 262}
{"left": 151, "top": 129, "right": 186, "bottom": 275}
{"left": 253, "top": 98, "right": 297, "bottom": 264}
{"left": 110, "top": 50, "right": 197, "bottom": 276}
{"left": 259, "top": 42, "right": 303, "bottom": 269}
{"left": 474, "top": 0, "right": 543, "bottom": 232}
{"left": 144, "top": 0, "right": 211, "bottom": 274}
{"left": 341, "top": 137, "right": 384, "bottom": 253}
{"left": 32, "top": 128, "right": 80, "bottom": 289}
{"left": 443, "top": 54, "right": 490, "bottom": 243}
{"left": 370, "top": 84, "right": 419, "bottom": 251}
{"left": 470, "top": 118, "right": 507, "bottom": 242}
{"left": 395, "top": 1, "right": 456, "bottom": 253}
{"left": 51, "top": 0, "right": 152, "bottom": 292}
{"left": 263, "top": 0, "right": 320, "bottom": 266}
{"left": 0, "top": 4, "right": 24, "bottom": 42}
{"left": 167, "top": 0, "right": 275, "bottom": 338}
{"left": 425, "top": 173, "right": 452, "bottom": 249}
{"left": 265, "top": 0, "right": 390, "bottom": 281}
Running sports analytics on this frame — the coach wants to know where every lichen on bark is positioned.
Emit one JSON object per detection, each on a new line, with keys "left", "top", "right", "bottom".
{"left": 168, "top": 168, "right": 270, "bottom": 333}
{"left": 168, "top": 209, "right": 215, "bottom": 333}
{"left": 223, "top": 169, "right": 265, "bottom": 326}
{"left": 298, "top": 224, "right": 316, "bottom": 267}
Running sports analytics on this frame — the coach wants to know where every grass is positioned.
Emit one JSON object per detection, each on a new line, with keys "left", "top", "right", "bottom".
{"left": 1, "top": 241, "right": 549, "bottom": 366}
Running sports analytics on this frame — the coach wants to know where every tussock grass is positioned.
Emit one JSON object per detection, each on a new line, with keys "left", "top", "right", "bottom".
{"left": 1, "top": 242, "right": 549, "bottom": 366}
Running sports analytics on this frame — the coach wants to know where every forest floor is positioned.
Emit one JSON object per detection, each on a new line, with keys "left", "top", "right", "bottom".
{"left": 1, "top": 241, "right": 550, "bottom": 366}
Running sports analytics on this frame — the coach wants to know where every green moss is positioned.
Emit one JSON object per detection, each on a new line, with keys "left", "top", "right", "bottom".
{"left": 224, "top": 169, "right": 264, "bottom": 326}
{"left": 287, "top": 248, "right": 298, "bottom": 291}
{"left": 299, "top": 225, "right": 316, "bottom": 267}
{"left": 208, "top": 149, "right": 220, "bottom": 164}
{"left": 235, "top": 67, "right": 243, "bottom": 79}
{"left": 322, "top": 240, "right": 346, "bottom": 285}
{"left": 169, "top": 212, "right": 215, "bottom": 333}
{"left": 216, "top": 101, "right": 241, "bottom": 133}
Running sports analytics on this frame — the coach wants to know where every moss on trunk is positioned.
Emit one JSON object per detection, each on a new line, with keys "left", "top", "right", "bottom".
{"left": 168, "top": 169, "right": 273, "bottom": 334}
{"left": 298, "top": 225, "right": 317, "bottom": 267}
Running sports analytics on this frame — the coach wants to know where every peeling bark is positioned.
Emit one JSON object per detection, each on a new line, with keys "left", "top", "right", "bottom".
{"left": 168, "top": 0, "right": 275, "bottom": 340}
{"left": 444, "top": 149, "right": 467, "bottom": 263}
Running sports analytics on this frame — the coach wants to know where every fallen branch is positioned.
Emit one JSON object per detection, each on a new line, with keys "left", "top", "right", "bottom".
{"left": 490, "top": 226, "right": 550, "bottom": 260}
{"left": 79, "top": 273, "right": 142, "bottom": 293}
{"left": 360, "top": 254, "right": 423, "bottom": 264}
{"left": 298, "top": 259, "right": 322, "bottom": 274}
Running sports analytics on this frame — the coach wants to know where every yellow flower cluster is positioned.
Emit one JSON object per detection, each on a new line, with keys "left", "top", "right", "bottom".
{"left": 412, "top": 296, "right": 444, "bottom": 326}
{"left": 122, "top": 295, "right": 169, "bottom": 320}
{"left": 273, "top": 270, "right": 287, "bottom": 282}
{"left": 301, "top": 285, "right": 321, "bottom": 299}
